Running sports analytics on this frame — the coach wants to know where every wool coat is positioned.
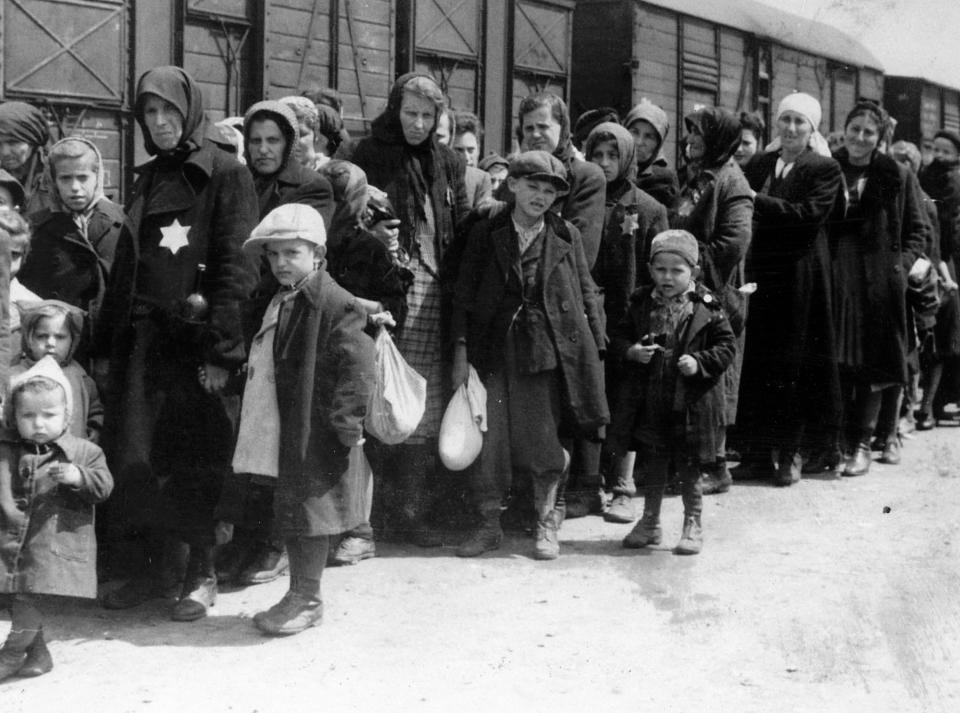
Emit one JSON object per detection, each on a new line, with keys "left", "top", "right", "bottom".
{"left": 240, "top": 268, "right": 375, "bottom": 537}
{"left": 830, "top": 148, "right": 929, "bottom": 383}
{"left": 608, "top": 284, "right": 736, "bottom": 461}
{"left": 0, "top": 430, "right": 112, "bottom": 598}
{"left": 740, "top": 148, "right": 844, "bottom": 449}
{"left": 452, "top": 210, "right": 609, "bottom": 435}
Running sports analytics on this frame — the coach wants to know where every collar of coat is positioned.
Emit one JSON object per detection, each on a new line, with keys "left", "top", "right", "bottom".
{"left": 833, "top": 146, "right": 902, "bottom": 207}
{"left": 30, "top": 198, "right": 125, "bottom": 233}
{"left": 631, "top": 282, "right": 721, "bottom": 309}
{"left": 0, "top": 427, "right": 87, "bottom": 460}
{"left": 488, "top": 209, "right": 574, "bottom": 279}
{"left": 631, "top": 282, "right": 723, "bottom": 343}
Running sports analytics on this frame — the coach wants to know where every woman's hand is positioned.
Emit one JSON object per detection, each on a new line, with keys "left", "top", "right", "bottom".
{"left": 626, "top": 343, "right": 660, "bottom": 364}
{"left": 199, "top": 364, "right": 229, "bottom": 394}
{"left": 451, "top": 343, "right": 469, "bottom": 390}
{"left": 368, "top": 311, "right": 397, "bottom": 328}
{"left": 368, "top": 219, "right": 401, "bottom": 254}
{"left": 678, "top": 354, "right": 700, "bottom": 376}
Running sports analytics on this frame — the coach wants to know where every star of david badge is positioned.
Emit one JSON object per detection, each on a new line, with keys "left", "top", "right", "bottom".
{"left": 620, "top": 210, "right": 639, "bottom": 235}
{"left": 159, "top": 219, "right": 191, "bottom": 255}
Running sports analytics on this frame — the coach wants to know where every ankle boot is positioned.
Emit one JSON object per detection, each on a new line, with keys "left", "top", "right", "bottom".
{"left": 843, "top": 442, "right": 872, "bottom": 477}
{"left": 675, "top": 514, "right": 702, "bottom": 555}
{"left": 775, "top": 451, "right": 802, "bottom": 486}
{"left": 0, "top": 628, "right": 38, "bottom": 682}
{"left": 456, "top": 506, "right": 503, "bottom": 558}
{"left": 880, "top": 436, "right": 901, "bottom": 465}
{"left": 18, "top": 628, "right": 53, "bottom": 677}
{"left": 622, "top": 510, "right": 662, "bottom": 548}
{"left": 172, "top": 546, "right": 217, "bottom": 622}
{"left": 533, "top": 509, "right": 561, "bottom": 560}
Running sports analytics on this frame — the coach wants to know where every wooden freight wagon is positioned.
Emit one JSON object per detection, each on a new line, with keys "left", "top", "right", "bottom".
{"left": 884, "top": 75, "right": 960, "bottom": 161}
{"left": 571, "top": 0, "right": 884, "bottom": 165}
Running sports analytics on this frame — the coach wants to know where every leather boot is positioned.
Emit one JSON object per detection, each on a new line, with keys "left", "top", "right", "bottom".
{"left": 172, "top": 546, "right": 217, "bottom": 622}
{"left": 843, "top": 442, "right": 872, "bottom": 477}
{"left": 622, "top": 510, "right": 662, "bottom": 548}
{"left": 0, "top": 628, "right": 38, "bottom": 682}
{"left": 675, "top": 514, "right": 703, "bottom": 555}
{"left": 18, "top": 628, "right": 53, "bottom": 677}
{"left": 456, "top": 504, "right": 503, "bottom": 557}
{"left": 880, "top": 436, "right": 901, "bottom": 465}
{"left": 775, "top": 451, "right": 802, "bottom": 486}
{"left": 700, "top": 462, "right": 732, "bottom": 495}
{"left": 533, "top": 509, "right": 561, "bottom": 560}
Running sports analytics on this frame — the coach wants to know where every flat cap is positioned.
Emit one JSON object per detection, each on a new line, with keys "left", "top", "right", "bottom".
{"left": 243, "top": 203, "right": 326, "bottom": 254}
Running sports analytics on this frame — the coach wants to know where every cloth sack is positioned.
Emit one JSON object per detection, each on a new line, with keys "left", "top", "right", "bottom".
{"left": 366, "top": 327, "right": 427, "bottom": 445}
{"left": 438, "top": 365, "right": 487, "bottom": 471}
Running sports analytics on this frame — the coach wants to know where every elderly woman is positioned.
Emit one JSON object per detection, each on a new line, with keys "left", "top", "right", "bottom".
{"left": 830, "top": 102, "right": 929, "bottom": 476}
{"left": 0, "top": 101, "right": 54, "bottom": 215}
{"left": 96, "top": 67, "right": 259, "bottom": 620}
{"left": 738, "top": 92, "right": 844, "bottom": 486}
{"left": 623, "top": 99, "right": 680, "bottom": 213}
{"left": 734, "top": 111, "right": 765, "bottom": 168}
{"left": 674, "top": 107, "right": 754, "bottom": 493}
{"left": 343, "top": 73, "right": 469, "bottom": 547}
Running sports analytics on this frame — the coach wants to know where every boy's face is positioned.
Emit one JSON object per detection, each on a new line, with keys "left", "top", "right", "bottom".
{"left": 589, "top": 139, "right": 620, "bottom": 183}
{"left": 27, "top": 314, "right": 73, "bottom": 364}
{"left": 0, "top": 185, "right": 16, "bottom": 210}
{"left": 264, "top": 238, "right": 317, "bottom": 286}
{"left": 54, "top": 155, "right": 98, "bottom": 211}
{"left": 16, "top": 387, "right": 68, "bottom": 444}
{"left": 649, "top": 252, "right": 696, "bottom": 298}
{"left": 507, "top": 176, "right": 558, "bottom": 223}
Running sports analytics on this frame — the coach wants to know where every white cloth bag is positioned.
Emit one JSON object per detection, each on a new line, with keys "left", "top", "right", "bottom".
{"left": 365, "top": 328, "right": 427, "bottom": 445}
{"left": 438, "top": 365, "right": 487, "bottom": 471}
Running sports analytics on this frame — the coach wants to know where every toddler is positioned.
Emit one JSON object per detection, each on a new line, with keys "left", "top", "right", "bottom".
{"left": 0, "top": 356, "right": 113, "bottom": 681}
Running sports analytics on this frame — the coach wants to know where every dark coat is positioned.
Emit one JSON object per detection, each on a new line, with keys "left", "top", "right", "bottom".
{"left": 558, "top": 150, "right": 607, "bottom": 268}
{"left": 830, "top": 148, "right": 929, "bottom": 383}
{"left": 636, "top": 159, "right": 679, "bottom": 214}
{"left": 20, "top": 198, "right": 124, "bottom": 333}
{"left": 740, "top": 148, "right": 844, "bottom": 444}
{"left": 241, "top": 268, "right": 375, "bottom": 537}
{"left": 609, "top": 284, "right": 736, "bottom": 461}
{"left": 254, "top": 160, "right": 335, "bottom": 227}
{"left": 0, "top": 430, "right": 112, "bottom": 598}
{"left": 920, "top": 159, "right": 960, "bottom": 263}
{"left": 452, "top": 210, "right": 609, "bottom": 435}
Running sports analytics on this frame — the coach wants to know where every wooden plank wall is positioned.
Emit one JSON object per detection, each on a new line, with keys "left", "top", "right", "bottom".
{"left": 632, "top": 3, "right": 678, "bottom": 163}
{"left": 719, "top": 28, "right": 748, "bottom": 112}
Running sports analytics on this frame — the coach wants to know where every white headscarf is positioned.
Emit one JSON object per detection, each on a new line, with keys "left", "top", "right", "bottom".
{"left": 766, "top": 92, "right": 832, "bottom": 158}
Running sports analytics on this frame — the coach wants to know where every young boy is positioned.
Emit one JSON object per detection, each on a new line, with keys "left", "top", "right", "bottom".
{"left": 8, "top": 301, "right": 103, "bottom": 443}
{"left": 0, "top": 356, "right": 113, "bottom": 681}
{"left": 16, "top": 138, "right": 123, "bottom": 337}
{"left": 224, "top": 203, "right": 375, "bottom": 635}
{"left": 452, "top": 150, "right": 608, "bottom": 560}
{"left": 610, "top": 230, "right": 735, "bottom": 555}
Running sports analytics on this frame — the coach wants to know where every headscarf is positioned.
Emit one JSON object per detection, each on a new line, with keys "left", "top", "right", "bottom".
{"left": 767, "top": 92, "right": 832, "bottom": 157}
{"left": 242, "top": 99, "right": 299, "bottom": 175}
{"left": 623, "top": 99, "right": 670, "bottom": 171}
{"left": 573, "top": 107, "right": 620, "bottom": 149}
{"left": 3, "top": 354, "right": 74, "bottom": 431}
{"left": 934, "top": 129, "right": 960, "bottom": 155}
{"left": 317, "top": 159, "right": 369, "bottom": 251}
{"left": 0, "top": 102, "right": 50, "bottom": 148}
{"left": 584, "top": 121, "right": 636, "bottom": 187}
{"left": 134, "top": 66, "right": 205, "bottom": 156}
{"left": 46, "top": 137, "right": 105, "bottom": 215}
{"left": 316, "top": 104, "right": 346, "bottom": 153}
{"left": 683, "top": 107, "right": 742, "bottom": 169}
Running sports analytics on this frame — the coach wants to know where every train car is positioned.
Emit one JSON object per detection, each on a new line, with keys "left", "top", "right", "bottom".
{"left": 571, "top": 0, "right": 885, "bottom": 165}
{"left": 884, "top": 75, "right": 960, "bottom": 159}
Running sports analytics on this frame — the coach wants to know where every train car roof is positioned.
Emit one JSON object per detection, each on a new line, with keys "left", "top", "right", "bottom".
{"left": 643, "top": 0, "right": 884, "bottom": 71}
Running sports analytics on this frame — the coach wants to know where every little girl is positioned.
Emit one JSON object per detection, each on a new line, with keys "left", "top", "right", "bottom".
{"left": 0, "top": 356, "right": 113, "bottom": 681}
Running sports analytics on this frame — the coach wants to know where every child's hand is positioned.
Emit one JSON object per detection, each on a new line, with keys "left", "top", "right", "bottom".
{"left": 48, "top": 463, "right": 82, "bottom": 487}
{"left": 214, "top": 520, "right": 234, "bottom": 546}
{"left": 626, "top": 343, "right": 660, "bottom": 364}
{"left": 678, "top": 354, "right": 699, "bottom": 376}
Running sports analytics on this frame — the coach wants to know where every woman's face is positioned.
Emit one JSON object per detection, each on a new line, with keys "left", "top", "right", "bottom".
{"left": 684, "top": 130, "right": 705, "bottom": 162}
{"left": 734, "top": 129, "right": 760, "bottom": 166}
{"left": 844, "top": 114, "right": 880, "bottom": 164}
{"left": 0, "top": 138, "right": 35, "bottom": 173}
{"left": 777, "top": 110, "right": 813, "bottom": 156}
{"left": 521, "top": 106, "right": 563, "bottom": 154}
{"left": 628, "top": 120, "right": 660, "bottom": 164}
{"left": 933, "top": 137, "right": 959, "bottom": 163}
{"left": 142, "top": 94, "right": 184, "bottom": 152}
{"left": 399, "top": 91, "right": 436, "bottom": 146}
{"left": 589, "top": 140, "right": 621, "bottom": 183}
{"left": 247, "top": 118, "right": 287, "bottom": 176}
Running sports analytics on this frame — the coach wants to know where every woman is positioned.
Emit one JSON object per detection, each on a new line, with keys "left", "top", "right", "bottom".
{"left": 623, "top": 99, "right": 679, "bottom": 213}
{"left": 96, "top": 67, "right": 259, "bottom": 620}
{"left": 674, "top": 107, "right": 754, "bottom": 493}
{"left": 739, "top": 92, "right": 844, "bottom": 485}
{"left": 345, "top": 73, "right": 469, "bottom": 546}
{"left": 0, "top": 101, "right": 54, "bottom": 216}
{"left": 734, "top": 111, "right": 765, "bottom": 168}
{"left": 830, "top": 102, "right": 929, "bottom": 476}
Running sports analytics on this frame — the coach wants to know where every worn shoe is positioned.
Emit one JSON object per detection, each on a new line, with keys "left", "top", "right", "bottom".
{"left": 101, "top": 577, "right": 170, "bottom": 610}
{"left": 802, "top": 449, "right": 840, "bottom": 474}
{"left": 700, "top": 466, "right": 732, "bottom": 495}
{"left": 456, "top": 522, "right": 503, "bottom": 557}
{"left": 239, "top": 547, "right": 289, "bottom": 584}
{"left": 915, "top": 412, "right": 936, "bottom": 431}
{"left": 0, "top": 628, "right": 37, "bottom": 683}
{"left": 17, "top": 629, "right": 53, "bottom": 678}
{"left": 622, "top": 513, "right": 662, "bottom": 548}
{"left": 604, "top": 494, "right": 637, "bottom": 523}
{"left": 774, "top": 452, "right": 802, "bottom": 486}
{"left": 171, "top": 578, "right": 216, "bottom": 622}
{"left": 880, "top": 437, "right": 902, "bottom": 465}
{"left": 254, "top": 591, "right": 323, "bottom": 636}
{"left": 675, "top": 515, "right": 702, "bottom": 555}
{"left": 842, "top": 443, "right": 872, "bottom": 477}
{"left": 533, "top": 511, "right": 561, "bottom": 560}
{"left": 215, "top": 542, "right": 252, "bottom": 583}
{"left": 330, "top": 536, "right": 376, "bottom": 566}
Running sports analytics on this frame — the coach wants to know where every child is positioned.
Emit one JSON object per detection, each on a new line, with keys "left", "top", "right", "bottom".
{"left": 16, "top": 137, "right": 123, "bottom": 337}
{"left": 0, "top": 207, "right": 41, "bottom": 339}
{"left": 611, "top": 230, "right": 735, "bottom": 555}
{"left": 452, "top": 151, "right": 608, "bottom": 560}
{"left": 0, "top": 356, "right": 113, "bottom": 681}
{"left": 8, "top": 300, "right": 103, "bottom": 443}
{"left": 225, "top": 203, "right": 374, "bottom": 635}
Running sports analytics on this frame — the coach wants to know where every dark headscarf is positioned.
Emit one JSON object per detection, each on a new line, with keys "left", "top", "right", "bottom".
{"left": 370, "top": 72, "right": 445, "bottom": 224}
{"left": 316, "top": 104, "right": 345, "bottom": 153}
{"left": 684, "top": 107, "right": 742, "bottom": 169}
{"left": 0, "top": 102, "right": 50, "bottom": 148}
{"left": 573, "top": 107, "right": 619, "bottom": 149}
{"left": 134, "top": 66, "right": 205, "bottom": 156}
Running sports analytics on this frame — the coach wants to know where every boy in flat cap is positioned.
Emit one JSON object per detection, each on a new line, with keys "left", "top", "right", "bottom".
{"left": 223, "top": 203, "right": 374, "bottom": 635}
{"left": 451, "top": 150, "right": 608, "bottom": 560}
{"left": 609, "top": 229, "right": 735, "bottom": 555}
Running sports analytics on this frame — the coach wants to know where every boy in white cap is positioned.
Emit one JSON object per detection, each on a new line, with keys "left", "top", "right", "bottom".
{"left": 609, "top": 230, "right": 735, "bottom": 555}
{"left": 223, "top": 203, "right": 374, "bottom": 635}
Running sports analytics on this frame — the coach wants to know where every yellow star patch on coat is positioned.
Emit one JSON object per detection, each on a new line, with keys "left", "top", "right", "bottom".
{"left": 159, "top": 219, "right": 191, "bottom": 255}
{"left": 620, "top": 210, "right": 639, "bottom": 235}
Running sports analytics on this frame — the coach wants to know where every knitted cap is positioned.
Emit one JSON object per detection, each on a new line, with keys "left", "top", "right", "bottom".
{"left": 243, "top": 203, "right": 326, "bottom": 254}
{"left": 649, "top": 229, "right": 699, "bottom": 267}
